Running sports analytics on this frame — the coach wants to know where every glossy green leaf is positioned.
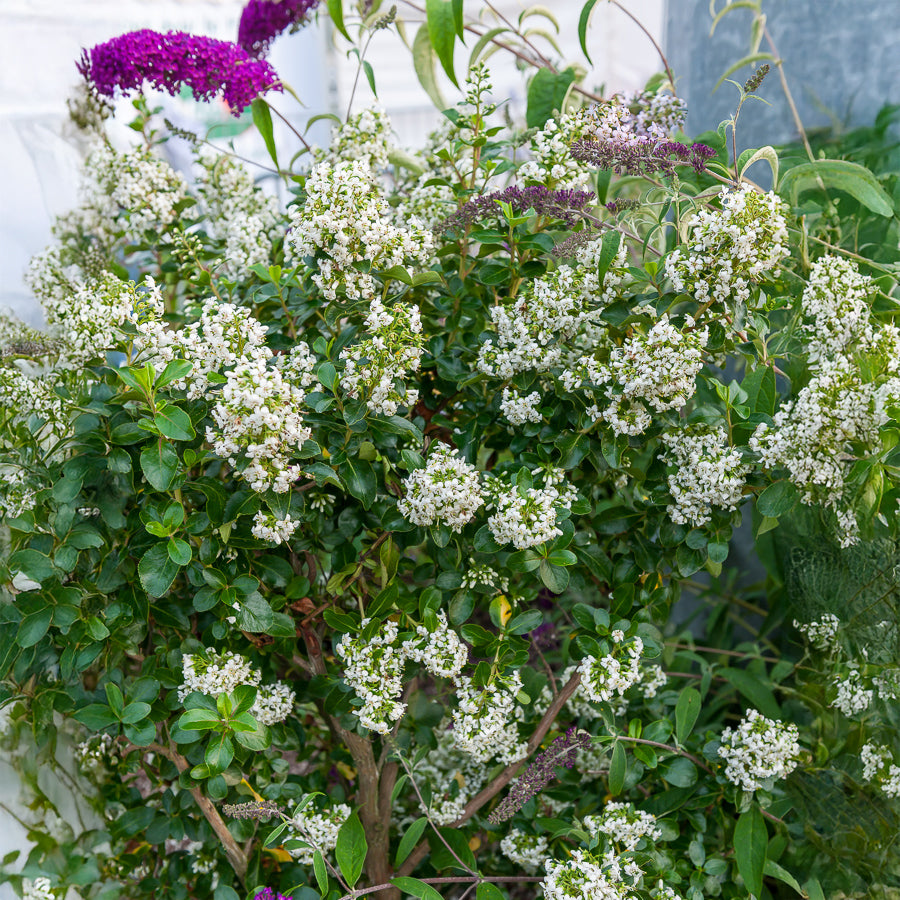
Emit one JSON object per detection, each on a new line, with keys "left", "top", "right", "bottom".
{"left": 140, "top": 441, "right": 179, "bottom": 491}
{"left": 251, "top": 98, "right": 279, "bottom": 170}
{"left": 426, "top": 0, "right": 459, "bottom": 87}
{"left": 138, "top": 542, "right": 180, "bottom": 598}
{"left": 526, "top": 66, "right": 576, "bottom": 128}
{"left": 734, "top": 807, "right": 767, "bottom": 898}
{"left": 335, "top": 811, "right": 367, "bottom": 887}
{"left": 154, "top": 403, "right": 195, "bottom": 441}
{"left": 675, "top": 687, "right": 701, "bottom": 744}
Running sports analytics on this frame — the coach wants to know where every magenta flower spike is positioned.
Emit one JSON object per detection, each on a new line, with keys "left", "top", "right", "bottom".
{"left": 77, "top": 29, "right": 282, "bottom": 116}
{"left": 237, "top": 0, "right": 322, "bottom": 58}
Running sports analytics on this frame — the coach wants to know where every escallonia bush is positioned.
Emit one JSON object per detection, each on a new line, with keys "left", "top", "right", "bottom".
{"left": 3, "top": 1, "right": 900, "bottom": 899}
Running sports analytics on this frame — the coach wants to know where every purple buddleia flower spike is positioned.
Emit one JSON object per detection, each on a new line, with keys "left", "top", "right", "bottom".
{"left": 77, "top": 30, "right": 281, "bottom": 116}
{"left": 570, "top": 137, "right": 716, "bottom": 177}
{"left": 487, "top": 726, "right": 592, "bottom": 823}
{"left": 254, "top": 890, "right": 290, "bottom": 900}
{"left": 238, "top": 0, "right": 321, "bottom": 58}
{"left": 438, "top": 185, "right": 595, "bottom": 233}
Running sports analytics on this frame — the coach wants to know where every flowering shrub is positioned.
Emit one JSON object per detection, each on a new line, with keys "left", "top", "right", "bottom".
{"left": 3, "top": 1, "right": 900, "bottom": 900}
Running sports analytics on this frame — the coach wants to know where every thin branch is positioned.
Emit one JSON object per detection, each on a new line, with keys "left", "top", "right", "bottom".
{"left": 607, "top": 0, "right": 675, "bottom": 91}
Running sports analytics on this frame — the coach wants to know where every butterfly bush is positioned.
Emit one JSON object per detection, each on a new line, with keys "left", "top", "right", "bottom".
{"left": 4, "top": 6, "right": 900, "bottom": 900}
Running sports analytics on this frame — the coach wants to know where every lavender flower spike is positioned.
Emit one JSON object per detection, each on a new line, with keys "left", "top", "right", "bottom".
{"left": 254, "top": 890, "right": 290, "bottom": 900}
{"left": 488, "top": 726, "right": 592, "bottom": 823}
{"left": 238, "top": 0, "right": 321, "bottom": 58}
{"left": 78, "top": 30, "right": 281, "bottom": 117}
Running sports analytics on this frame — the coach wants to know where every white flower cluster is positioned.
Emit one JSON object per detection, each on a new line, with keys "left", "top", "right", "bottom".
{"left": 251, "top": 681, "right": 296, "bottom": 725}
{"left": 659, "top": 425, "right": 749, "bottom": 527}
{"left": 131, "top": 282, "right": 270, "bottom": 399}
{"left": 717, "top": 710, "right": 801, "bottom": 792}
{"left": 578, "top": 636, "right": 644, "bottom": 703}
{"left": 340, "top": 299, "right": 424, "bottom": 415}
{"left": 665, "top": 185, "right": 789, "bottom": 309}
{"left": 874, "top": 667, "right": 900, "bottom": 700}
{"left": 22, "top": 878, "right": 55, "bottom": 900}
{"left": 651, "top": 884, "right": 684, "bottom": 900}
{"left": 750, "top": 356, "right": 895, "bottom": 547}
{"left": 251, "top": 511, "right": 301, "bottom": 544}
{"left": 583, "top": 802, "right": 661, "bottom": 850}
{"left": 614, "top": 89, "right": 687, "bottom": 137}
{"left": 287, "top": 160, "right": 433, "bottom": 302}
{"left": 793, "top": 613, "right": 840, "bottom": 651}
{"left": 0, "top": 466, "right": 39, "bottom": 521}
{"left": 207, "top": 351, "right": 314, "bottom": 494}
{"left": 500, "top": 829, "right": 549, "bottom": 874}
{"left": 57, "top": 144, "right": 188, "bottom": 246}
{"left": 500, "top": 387, "right": 542, "bottom": 425}
{"left": 74, "top": 732, "right": 120, "bottom": 779}
{"left": 451, "top": 670, "right": 528, "bottom": 764}
{"left": 519, "top": 112, "right": 591, "bottom": 190}
{"left": 398, "top": 443, "right": 485, "bottom": 532}
{"left": 319, "top": 105, "right": 394, "bottom": 171}
{"left": 287, "top": 802, "right": 351, "bottom": 863}
{"left": 196, "top": 152, "right": 280, "bottom": 278}
{"left": 543, "top": 849, "right": 633, "bottom": 900}
{"left": 402, "top": 611, "right": 468, "bottom": 679}
{"left": 335, "top": 613, "right": 470, "bottom": 734}
{"left": 460, "top": 562, "right": 509, "bottom": 594}
{"left": 26, "top": 247, "right": 138, "bottom": 365}
{"left": 831, "top": 668, "right": 873, "bottom": 716}
{"left": 178, "top": 649, "right": 262, "bottom": 701}
{"left": 860, "top": 741, "right": 900, "bottom": 798}
{"left": 409, "top": 726, "right": 491, "bottom": 824}
{"left": 639, "top": 665, "right": 668, "bottom": 699}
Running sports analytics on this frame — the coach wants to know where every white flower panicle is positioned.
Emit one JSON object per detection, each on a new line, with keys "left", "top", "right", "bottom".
{"left": 659, "top": 425, "right": 749, "bottom": 526}
{"left": 340, "top": 299, "right": 424, "bottom": 415}
{"left": 665, "top": 185, "right": 789, "bottom": 309}
{"left": 717, "top": 710, "right": 801, "bottom": 791}
{"left": 22, "top": 878, "right": 55, "bottom": 900}
{"left": 519, "top": 112, "right": 591, "bottom": 190}
{"left": 543, "top": 849, "right": 633, "bottom": 900}
{"left": 793, "top": 613, "right": 840, "bottom": 651}
{"left": 251, "top": 681, "right": 295, "bottom": 725}
{"left": 402, "top": 611, "right": 468, "bottom": 679}
{"left": 500, "top": 829, "right": 549, "bottom": 874}
{"left": 398, "top": 443, "right": 485, "bottom": 532}
{"left": 500, "top": 387, "right": 542, "bottom": 425}
{"left": 460, "top": 562, "right": 509, "bottom": 593}
{"left": 178, "top": 649, "right": 261, "bottom": 701}
{"left": 287, "top": 159, "right": 433, "bottom": 302}
{"left": 583, "top": 802, "right": 661, "bottom": 850}
{"left": 860, "top": 742, "right": 900, "bottom": 798}
{"left": 335, "top": 618, "right": 408, "bottom": 734}
{"left": 287, "top": 803, "right": 351, "bottom": 863}
{"left": 831, "top": 668, "right": 873, "bottom": 716}
{"left": 207, "top": 353, "right": 314, "bottom": 494}
{"left": 451, "top": 670, "right": 528, "bottom": 763}
{"left": 578, "top": 636, "right": 644, "bottom": 703}
{"left": 251, "top": 511, "right": 301, "bottom": 544}
{"left": 196, "top": 151, "right": 280, "bottom": 278}
{"left": 319, "top": 106, "right": 394, "bottom": 171}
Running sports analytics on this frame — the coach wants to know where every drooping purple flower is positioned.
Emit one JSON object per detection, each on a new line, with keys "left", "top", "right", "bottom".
{"left": 487, "top": 726, "right": 591, "bottom": 823}
{"left": 238, "top": 0, "right": 321, "bottom": 58}
{"left": 570, "top": 136, "right": 715, "bottom": 177}
{"left": 254, "top": 890, "right": 290, "bottom": 900}
{"left": 438, "top": 185, "right": 595, "bottom": 233}
{"left": 77, "top": 30, "right": 282, "bottom": 117}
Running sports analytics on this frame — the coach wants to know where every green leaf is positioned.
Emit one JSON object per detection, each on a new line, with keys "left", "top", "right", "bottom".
{"left": 756, "top": 481, "right": 798, "bottom": 518}
{"left": 178, "top": 708, "right": 221, "bottom": 731}
{"left": 138, "top": 542, "right": 180, "bottom": 598}
{"left": 342, "top": 458, "right": 377, "bottom": 509}
{"left": 539, "top": 560, "right": 569, "bottom": 593}
{"left": 596, "top": 229, "right": 622, "bottom": 285}
{"left": 73, "top": 703, "right": 119, "bottom": 731}
{"left": 154, "top": 403, "right": 195, "bottom": 441}
{"left": 764, "top": 859, "right": 804, "bottom": 895}
{"left": 251, "top": 98, "right": 279, "bottom": 170}
{"left": 156, "top": 359, "right": 193, "bottom": 389}
{"left": 17, "top": 608, "right": 52, "bottom": 648}
{"left": 313, "top": 850, "right": 329, "bottom": 895}
{"left": 394, "top": 816, "right": 428, "bottom": 867}
{"left": 659, "top": 756, "right": 697, "bottom": 787}
{"left": 121, "top": 701, "right": 151, "bottom": 724}
{"left": 781, "top": 158, "right": 894, "bottom": 216}
{"left": 392, "top": 877, "right": 444, "bottom": 900}
{"left": 413, "top": 24, "right": 447, "bottom": 110}
{"left": 237, "top": 593, "right": 275, "bottom": 633}
{"left": 739, "top": 146, "right": 780, "bottom": 189}
{"left": 526, "top": 67, "right": 576, "bottom": 129}
{"left": 335, "top": 811, "right": 367, "bottom": 887}
{"left": 720, "top": 668, "right": 781, "bottom": 719}
{"left": 233, "top": 719, "right": 271, "bottom": 751}
{"left": 9, "top": 549, "right": 56, "bottom": 585}
{"left": 326, "top": 0, "right": 351, "bottom": 41}
{"left": 609, "top": 741, "right": 626, "bottom": 795}
{"left": 734, "top": 807, "right": 767, "bottom": 898}
{"left": 167, "top": 538, "right": 193, "bottom": 566}
{"left": 105, "top": 683, "right": 125, "bottom": 717}
{"left": 205, "top": 734, "right": 234, "bottom": 773}
{"left": 140, "top": 441, "right": 179, "bottom": 491}
{"left": 675, "top": 687, "right": 701, "bottom": 744}
{"left": 426, "top": 0, "right": 459, "bottom": 87}
{"left": 578, "top": 0, "right": 600, "bottom": 63}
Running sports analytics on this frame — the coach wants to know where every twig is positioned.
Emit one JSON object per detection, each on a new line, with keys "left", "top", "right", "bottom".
{"left": 607, "top": 0, "right": 675, "bottom": 91}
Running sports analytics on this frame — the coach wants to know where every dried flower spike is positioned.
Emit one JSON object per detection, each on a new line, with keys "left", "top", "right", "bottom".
{"left": 222, "top": 799, "right": 282, "bottom": 819}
